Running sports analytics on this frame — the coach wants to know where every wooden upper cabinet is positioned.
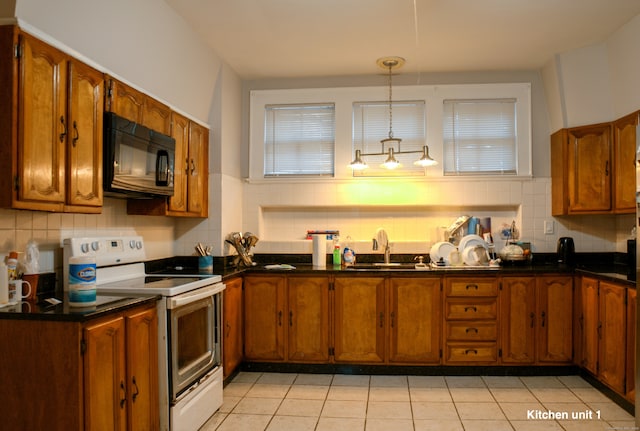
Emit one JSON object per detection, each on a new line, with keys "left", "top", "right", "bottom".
{"left": 169, "top": 112, "right": 190, "bottom": 213}
{"left": 66, "top": 60, "right": 103, "bottom": 209}
{"left": 17, "top": 33, "right": 68, "bottom": 208}
{"left": 567, "top": 123, "right": 612, "bottom": 213}
{"left": 551, "top": 115, "right": 636, "bottom": 216}
{"left": 0, "top": 27, "right": 103, "bottom": 213}
{"left": 612, "top": 111, "right": 638, "bottom": 213}
{"left": 105, "top": 77, "right": 171, "bottom": 134}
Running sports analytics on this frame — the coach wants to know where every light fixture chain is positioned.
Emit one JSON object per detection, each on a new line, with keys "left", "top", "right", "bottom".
{"left": 388, "top": 63, "right": 393, "bottom": 139}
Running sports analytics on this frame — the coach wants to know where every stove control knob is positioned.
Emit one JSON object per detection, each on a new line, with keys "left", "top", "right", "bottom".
{"left": 91, "top": 241, "right": 100, "bottom": 251}
{"left": 136, "top": 240, "right": 143, "bottom": 250}
{"left": 80, "top": 243, "right": 89, "bottom": 254}
{"left": 129, "top": 240, "right": 136, "bottom": 250}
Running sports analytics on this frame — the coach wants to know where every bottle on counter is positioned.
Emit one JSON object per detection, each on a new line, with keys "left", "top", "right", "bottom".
{"left": 6, "top": 251, "right": 18, "bottom": 281}
{"left": 0, "top": 261, "right": 7, "bottom": 304}
{"left": 342, "top": 236, "right": 356, "bottom": 266}
{"left": 333, "top": 245, "right": 341, "bottom": 266}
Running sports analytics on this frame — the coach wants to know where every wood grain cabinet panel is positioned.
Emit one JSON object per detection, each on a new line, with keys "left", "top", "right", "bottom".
{"left": 243, "top": 275, "right": 286, "bottom": 361}
{"left": 223, "top": 277, "right": 243, "bottom": 379}
{"left": 389, "top": 277, "right": 441, "bottom": 364}
{"left": 578, "top": 276, "right": 600, "bottom": 373}
{"left": 333, "top": 276, "right": 386, "bottom": 363}
{"left": 500, "top": 276, "right": 536, "bottom": 364}
{"left": 0, "top": 27, "right": 103, "bottom": 213}
{"left": 612, "top": 111, "right": 638, "bottom": 213}
{"left": 536, "top": 275, "right": 573, "bottom": 364}
{"left": 287, "top": 276, "right": 330, "bottom": 362}
{"left": 598, "top": 281, "right": 627, "bottom": 393}
{"left": 626, "top": 288, "right": 636, "bottom": 402}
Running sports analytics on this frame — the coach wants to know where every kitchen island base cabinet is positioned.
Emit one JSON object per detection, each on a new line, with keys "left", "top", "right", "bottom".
{"left": 0, "top": 302, "right": 158, "bottom": 431}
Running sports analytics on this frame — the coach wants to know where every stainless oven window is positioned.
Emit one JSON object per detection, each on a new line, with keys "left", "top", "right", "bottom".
{"left": 170, "top": 295, "right": 216, "bottom": 398}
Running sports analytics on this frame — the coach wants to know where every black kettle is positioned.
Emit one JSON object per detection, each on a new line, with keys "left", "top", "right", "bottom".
{"left": 557, "top": 237, "right": 575, "bottom": 266}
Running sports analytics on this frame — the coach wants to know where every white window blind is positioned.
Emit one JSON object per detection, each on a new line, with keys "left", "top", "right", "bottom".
{"left": 352, "top": 101, "right": 426, "bottom": 177}
{"left": 264, "top": 103, "right": 335, "bottom": 176}
{"left": 443, "top": 99, "right": 517, "bottom": 175}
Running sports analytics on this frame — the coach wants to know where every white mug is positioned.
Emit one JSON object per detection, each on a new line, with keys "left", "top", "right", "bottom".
{"left": 9, "top": 280, "right": 31, "bottom": 304}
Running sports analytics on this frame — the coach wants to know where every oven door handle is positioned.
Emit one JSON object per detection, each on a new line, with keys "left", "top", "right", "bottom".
{"left": 167, "top": 283, "right": 224, "bottom": 309}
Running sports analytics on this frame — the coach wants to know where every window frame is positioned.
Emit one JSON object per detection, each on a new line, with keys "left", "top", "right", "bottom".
{"left": 248, "top": 83, "right": 531, "bottom": 181}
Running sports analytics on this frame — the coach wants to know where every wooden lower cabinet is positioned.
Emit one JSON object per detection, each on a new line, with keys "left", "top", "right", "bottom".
{"left": 578, "top": 277, "right": 630, "bottom": 395}
{"left": 243, "top": 275, "right": 286, "bottom": 361}
{"left": 287, "top": 276, "right": 330, "bottom": 362}
{"left": 223, "top": 277, "right": 243, "bottom": 378}
{"left": 243, "top": 275, "right": 330, "bottom": 363}
{"left": 598, "top": 281, "right": 627, "bottom": 393}
{"left": 500, "top": 276, "right": 536, "bottom": 364}
{"left": 536, "top": 275, "right": 574, "bottom": 363}
{"left": 0, "top": 302, "right": 158, "bottom": 431}
{"left": 333, "top": 276, "right": 386, "bottom": 363}
{"left": 389, "top": 277, "right": 441, "bottom": 364}
{"left": 626, "top": 288, "right": 636, "bottom": 402}
{"left": 443, "top": 276, "right": 498, "bottom": 364}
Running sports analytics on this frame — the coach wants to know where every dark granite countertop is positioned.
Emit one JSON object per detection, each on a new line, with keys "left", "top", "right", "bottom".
{"left": 0, "top": 294, "right": 160, "bottom": 322}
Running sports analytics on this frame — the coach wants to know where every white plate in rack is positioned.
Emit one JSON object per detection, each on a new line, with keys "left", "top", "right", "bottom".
{"left": 429, "top": 241, "right": 456, "bottom": 265}
{"left": 458, "top": 234, "right": 487, "bottom": 253}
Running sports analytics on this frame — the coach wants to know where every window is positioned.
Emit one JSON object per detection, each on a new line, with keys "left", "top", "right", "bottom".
{"left": 264, "top": 103, "right": 335, "bottom": 176}
{"left": 352, "top": 100, "right": 426, "bottom": 176}
{"left": 443, "top": 99, "right": 517, "bottom": 175}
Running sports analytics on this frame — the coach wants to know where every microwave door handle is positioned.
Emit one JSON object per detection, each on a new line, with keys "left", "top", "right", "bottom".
{"left": 156, "top": 150, "right": 169, "bottom": 186}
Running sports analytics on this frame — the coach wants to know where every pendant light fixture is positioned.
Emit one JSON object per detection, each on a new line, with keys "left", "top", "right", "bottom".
{"left": 349, "top": 56, "right": 438, "bottom": 170}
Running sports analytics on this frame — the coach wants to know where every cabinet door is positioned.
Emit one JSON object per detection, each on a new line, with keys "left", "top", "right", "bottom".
{"left": 598, "top": 281, "right": 626, "bottom": 393}
{"left": 67, "top": 60, "right": 103, "bottom": 209}
{"left": 243, "top": 276, "right": 286, "bottom": 361}
{"left": 567, "top": 124, "right": 612, "bottom": 213}
{"left": 333, "top": 277, "right": 385, "bottom": 363}
{"left": 169, "top": 112, "right": 190, "bottom": 213}
{"left": 223, "top": 277, "right": 244, "bottom": 378}
{"left": 389, "top": 277, "right": 441, "bottom": 364}
{"left": 142, "top": 97, "right": 171, "bottom": 135}
{"left": 18, "top": 33, "right": 67, "bottom": 206}
{"left": 106, "top": 78, "right": 144, "bottom": 123}
{"left": 626, "top": 288, "right": 636, "bottom": 402}
{"left": 536, "top": 275, "right": 573, "bottom": 363}
{"left": 580, "top": 277, "right": 599, "bottom": 373}
{"left": 500, "top": 277, "right": 536, "bottom": 364}
{"left": 287, "top": 276, "right": 330, "bottom": 362}
{"left": 613, "top": 111, "right": 638, "bottom": 213}
{"left": 125, "top": 305, "right": 159, "bottom": 431}
{"left": 186, "top": 122, "right": 208, "bottom": 216}
{"left": 84, "top": 316, "right": 127, "bottom": 431}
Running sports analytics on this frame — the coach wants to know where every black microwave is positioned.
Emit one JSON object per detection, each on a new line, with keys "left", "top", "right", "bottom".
{"left": 103, "top": 112, "right": 175, "bottom": 198}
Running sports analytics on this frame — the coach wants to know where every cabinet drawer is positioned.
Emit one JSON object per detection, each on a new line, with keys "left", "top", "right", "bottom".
{"left": 445, "top": 342, "right": 498, "bottom": 363}
{"left": 446, "top": 321, "right": 497, "bottom": 341}
{"left": 446, "top": 279, "right": 497, "bottom": 297}
{"left": 445, "top": 298, "right": 497, "bottom": 320}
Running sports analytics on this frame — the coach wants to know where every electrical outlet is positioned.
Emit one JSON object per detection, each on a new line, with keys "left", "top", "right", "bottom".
{"left": 544, "top": 220, "right": 554, "bottom": 235}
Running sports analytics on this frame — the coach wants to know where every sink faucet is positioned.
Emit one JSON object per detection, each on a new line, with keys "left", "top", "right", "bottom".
{"left": 373, "top": 228, "right": 391, "bottom": 264}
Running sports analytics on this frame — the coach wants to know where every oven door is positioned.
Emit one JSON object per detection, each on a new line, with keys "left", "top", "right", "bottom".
{"left": 167, "top": 284, "right": 221, "bottom": 401}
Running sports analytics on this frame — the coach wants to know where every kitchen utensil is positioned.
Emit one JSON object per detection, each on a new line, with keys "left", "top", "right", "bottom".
{"left": 557, "top": 237, "right": 575, "bottom": 266}
{"left": 462, "top": 245, "right": 490, "bottom": 266}
{"left": 458, "top": 234, "right": 487, "bottom": 252}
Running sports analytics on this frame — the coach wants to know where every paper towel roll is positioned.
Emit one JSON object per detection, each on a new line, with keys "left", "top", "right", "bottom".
{"left": 312, "top": 234, "right": 327, "bottom": 268}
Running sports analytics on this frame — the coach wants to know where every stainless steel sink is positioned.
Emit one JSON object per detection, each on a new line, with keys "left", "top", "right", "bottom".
{"left": 345, "top": 263, "right": 425, "bottom": 270}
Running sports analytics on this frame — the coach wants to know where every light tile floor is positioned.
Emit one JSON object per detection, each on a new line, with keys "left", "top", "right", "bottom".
{"left": 201, "top": 373, "right": 636, "bottom": 431}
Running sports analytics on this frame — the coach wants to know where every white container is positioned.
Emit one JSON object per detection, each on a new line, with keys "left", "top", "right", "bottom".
{"left": 0, "top": 262, "right": 8, "bottom": 304}
{"left": 312, "top": 234, "right": 327, "bottom": 268}
{"left": 68, "top": 256, "right": 97, "bottom": 307}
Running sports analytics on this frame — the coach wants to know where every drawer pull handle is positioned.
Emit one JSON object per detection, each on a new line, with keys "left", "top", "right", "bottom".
{"left": 464, "top": 306, "right": 477, "bottom": 313}
{"left": 466, "top": 284, "right": 479, "bottom": 290}
{"left": 465, "top": 327, "right": 478, "bottom": 334}
{"left": 465, "top": 349, "right": 478, "bottom": 355}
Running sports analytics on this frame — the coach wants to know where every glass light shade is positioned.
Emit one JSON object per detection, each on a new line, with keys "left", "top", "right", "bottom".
{"left": 349, "top": 149, "right": 368, "bottom": 170}
{"left": 381, "top": 148, "right": 401, "bottom": 169}
{"left": 414, "top": 146, "right": 438, "bottom": 167}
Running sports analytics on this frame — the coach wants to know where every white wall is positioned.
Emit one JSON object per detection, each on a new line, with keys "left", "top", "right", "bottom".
{"left": 608, "top": 14, "right": 640, "bottom": 118}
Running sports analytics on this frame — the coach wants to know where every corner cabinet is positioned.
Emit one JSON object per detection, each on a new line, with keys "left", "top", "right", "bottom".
{"left": 551, "top": 112, "right": 637, "bottom": 216}
{"left": 0, "top": 301, "right": 159, "bottom": 431}
{"left": 0, "top": 27, "right": 103, "bottom": 213}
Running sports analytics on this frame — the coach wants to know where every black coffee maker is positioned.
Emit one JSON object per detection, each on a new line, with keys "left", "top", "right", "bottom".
{"left": 557, "top": 237, "right": 575, "bottom": 266}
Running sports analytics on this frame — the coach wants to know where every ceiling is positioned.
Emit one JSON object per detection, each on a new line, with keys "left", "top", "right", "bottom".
{"left": 165, "top": 0, "right": 640, "bottom": 80}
